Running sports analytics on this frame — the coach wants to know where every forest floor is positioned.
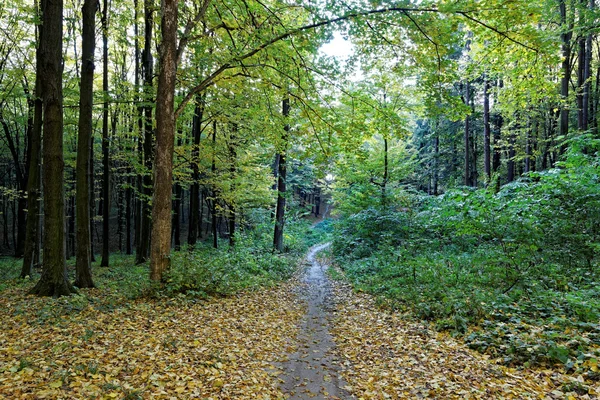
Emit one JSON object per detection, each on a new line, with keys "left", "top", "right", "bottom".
{"left": 0, "top": 245, "right": 597, "bottom": 399}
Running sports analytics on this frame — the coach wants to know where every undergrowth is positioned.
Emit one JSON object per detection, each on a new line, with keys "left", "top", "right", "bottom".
{"left": 0, "top": 216, "right": 328, "bottom": 323}
{"left": 332, "top": 148, "right": 600, "bottom": 375}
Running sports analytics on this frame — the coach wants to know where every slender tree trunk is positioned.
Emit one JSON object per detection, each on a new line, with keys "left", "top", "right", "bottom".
{"left": 583, "top": 0, "right": 594, "bottom": 131}
{"left": 188, "top": 97, "right": 204, "bottom": 246}
{"left": 228, "top": 123, "right": 237, "bottom": 247}
{"left": 433, "top": 120, "right": 439, "bottom": 195}
{"left": 211, "top": 120, "right": 218, "bottom": 249}
{"left": 136, "top": 0, "right": 154, "bottom": 264}
{"left": 21, "top": 37, "right": 42, "bottom": 277}
{"left": 464, "top": 81, "right": 471, "bottom": 186}
{"left": 273, "top": 97, "right": 289, "bottom": 252}
{"left": 74, "top": 0, "right": 97, "bottom": 288}
{"left": 172, "top": 136, "right": 182, "bottom": 251}
{"left": 100, "top": 0, "right": 110, "bottom": 267}
{"left": 507, "top": 124, "right": 516, "bottom": 183}
{"left": 483, "top": 77, "right": 491, "bottom": 181}
{"left": 30, "top": 0, "right": 74, "bottom": 297}
{"left": 149, "top": 0, "right": 178, "bottom": 282}
{"left": 560, "top": 0, "right": 573, "bottom": 142}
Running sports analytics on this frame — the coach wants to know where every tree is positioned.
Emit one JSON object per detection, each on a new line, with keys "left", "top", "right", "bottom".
{"left": 30, "top": 0, "right": 74, "bottom": 297}
{"left": 149, "top": 0, "right": 178, "bottom": 282}
{"left": 100, "top": 0, "right": 110, "bottom": 267}
{"left": 74, "top": 0, "right": 98, "bottom": 288}
{"left": 273, "top": 96, "right": 289, "bottom": 252}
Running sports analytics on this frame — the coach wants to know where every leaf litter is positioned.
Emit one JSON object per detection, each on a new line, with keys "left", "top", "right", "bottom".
{"left": 0, "top": 253, "right": 598, "bottom": 399}
{"left": 0, "top": 282, "right": 303, "bottom": 399}
{"left": 328, "top": 276, "right": 600, "bottom": 399}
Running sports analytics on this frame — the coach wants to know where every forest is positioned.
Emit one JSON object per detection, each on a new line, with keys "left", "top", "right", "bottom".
{"left": 1, "top": 0, "right": 600, "bottom": 398}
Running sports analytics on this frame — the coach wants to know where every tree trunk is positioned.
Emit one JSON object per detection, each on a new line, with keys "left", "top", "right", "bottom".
{"left": 228, "top": 123, "right": 237, "bottom": 247}
{"left": 30, "top": 0, "right": 74, "bottom": 297}
{"left": 559, "top": 0, "right": 573, "bottom": 142}
{"left": 483, "top": 77, "right": 491, "bottom": 181}
{"left": 433, "top": 121, "right": 439, "bottom": 195}
{"left": 583, "top": 0, "right": 594, "bottom": 131}
{"left": 464, "top": 81, "right": 471, "bottom": 186}
{"left": 100, "top": 0, "right": 110, "bottom": 267}
{"left": 21, "top": 32, "right": 42, "bottom": 277}
{"left": 211, "top": 121, "right": 218, "bottom": 249}
{"left": 149, "top": 0, "right": 178, "bottom": 282}
{"left": 188, "top": 96, "right": 204, "bottom": 246}
{"left": 74, "top": 0, "right": 97, "bottom": 288}
{"left": 273, "top": 97, "right": 289, "bottom": 252}
{"left": 135, "top": 0, "right": 154, "bottom": 264}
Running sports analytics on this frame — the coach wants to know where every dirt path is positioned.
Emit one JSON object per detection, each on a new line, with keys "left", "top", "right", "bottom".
{"left": 279, "top": 243, "right": 352, "bottom": 399}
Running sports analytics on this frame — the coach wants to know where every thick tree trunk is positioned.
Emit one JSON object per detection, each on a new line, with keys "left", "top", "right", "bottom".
{"left": 150, "top": 0, "right": 178, "bottom": 282}
{"left": 273, "top": 97, "right": 289, "bottom": 252}
{"left": 30, "top": 0, "right": 74, "bottom": 297}
{"left": 74, "top": 0, "right": 97, "bottom": 288}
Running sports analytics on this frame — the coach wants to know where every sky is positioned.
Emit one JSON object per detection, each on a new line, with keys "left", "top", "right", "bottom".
{"left": 319, "top": 32, "right": 355, "bottom": 59}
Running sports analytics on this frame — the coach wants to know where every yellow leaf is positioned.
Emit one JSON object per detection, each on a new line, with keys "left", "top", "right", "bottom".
{"left": 49, "top": 380, "right": 62, "bottom": 388}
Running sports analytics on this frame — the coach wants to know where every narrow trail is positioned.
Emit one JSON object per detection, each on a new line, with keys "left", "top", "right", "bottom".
{"left": 279, "top": 243, "right": 352, "bottom": 399}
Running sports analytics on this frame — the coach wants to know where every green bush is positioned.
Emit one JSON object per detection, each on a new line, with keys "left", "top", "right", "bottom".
{"left": 332, "top": 148, "right": 600, "bottom": 369}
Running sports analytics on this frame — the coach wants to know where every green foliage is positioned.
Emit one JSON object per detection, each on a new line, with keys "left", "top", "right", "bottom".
{"left": 164, "top": 218, "right": 324, "bottom": 297}
{"left": 333, "top": 149, "right": 600, "bottom": 370}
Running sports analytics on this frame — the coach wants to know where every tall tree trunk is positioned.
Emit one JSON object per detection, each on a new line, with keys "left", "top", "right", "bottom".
{"left": 483, "top": 76, "right": 491, "bottom": 181}
{"left": 273, "top": 97, "right": 289, "bottom": 252}
{"left": 100, "top": 0, "right": 110, "bottom": 267}
{"left": 74, "top": 0, "right": 97, "bottom": 288}
{"left": 559, "top": 0, "right": 573, "bottom": 143}
{"left": 583, "top": 0, "right": 594, "bottom": 131}
{"left": 211, "top": 121, "right": 218, "bottom": 249}
{"left": 188, "top": 97, "right": 204, "bottom": 246}
{"left": 172, "top": 136, "right": 182, "bottom": 251}
{"left": 149, "top": 0, "right": 178, "bottom": 282}
{"left": 464, "top": 81, "right": 471, "bottom": 186}
{"left": 432, "top": 119, "right": 439, "bottom": 195}
{"left": 21, "top": 34, "right": 42, "bottom": 277}
{"left": 30, "top": 0, "right": 74, "bottom": 297}
{"left": 228, "top": 123, "right": 237, "bottom": 247}
{"left": 136, "top": 0, "right": 154, "bottom": 264}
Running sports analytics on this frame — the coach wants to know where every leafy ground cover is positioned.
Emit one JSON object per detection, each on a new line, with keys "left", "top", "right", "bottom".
{"left": 0, "top": 219, "right": 324, "bottom": 399}
{"left": 328, "top": 270, "right": 599, "bottom": 399}
{"left": 0, "top": 278, "right": 303, "bottom": 399}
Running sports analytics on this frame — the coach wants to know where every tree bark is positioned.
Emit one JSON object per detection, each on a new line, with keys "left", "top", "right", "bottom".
{"left": 30, "top": 0, "right": 74, "bottom": 297}
{"left": 228, "top": 123, "right": 237, "bottom": 247}
{"left": 211, "top": 120, "right": 218, "bottom": 249}
{"left": 188, "top": 96, "right": 204, "bottom": 246}
{"left": 135, "top": 0, "right": 154, "bottom": 264}
{"left": 273, "top": 97, "right": 289, "bottom": 252}
{"left": 483, "top": 77, "right": 491, "bottom": 181}
{"left": 21, "top": 38, "right": 42, "bottom": 277}
{"left": 100, "top": 0, "right": 110, "bottom": 268}
{"left": 464, "top": 81, "right": 471, "bottom": 186}
{"left": 150, "top": 0, "right": 178, "bottom": 282}
{"left": 559, "top": 0, "right": 573, "bottom": 142}
{"left": 74, "top": 0, "right": 97, "bottom": 288}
